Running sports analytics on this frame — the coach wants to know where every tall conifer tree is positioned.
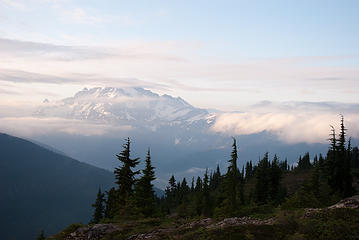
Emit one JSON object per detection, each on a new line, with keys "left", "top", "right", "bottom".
{"left": 134, "top": 148, "right": 156, "bottom": 217}
{"left": 255, "top": 152, "right": 270, "bottom": 204}
{"left": 202, "top": 169, "right": 211, "bottom": 216}
{"left": 104, "top": 187, "right": 118, "bottom": 219}
{"left": 269, "top": 154, "right": 282, "bottom": 203}
{"left": 224, "top": 138, "right": 239, "bottom": 213}
{"left": 114, "top": 138, "right": 140, "bottom": 204}
{"left": 91, "top": 188, "right": 105, "bottom": 223}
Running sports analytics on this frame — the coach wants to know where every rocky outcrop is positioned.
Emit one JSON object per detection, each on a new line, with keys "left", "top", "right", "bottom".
{"left": 65, "top": 224, "right": 122, "bottom": 240}
{"left": 62, "top": 216, "right": 275, "bottom": 240}
{"left": 126, "top": 217, "right": 274, "bottom": 240}
{"left": 304, "top": 195, "right": 359, "bottom": 217}
{"left": 56, "top": 195, "right": 359, "bottom": 240}
{"left": 328, "top": 195, "right": 359, "bottom": 209}
{"left": 127, "top": 228, "right": 175, "bottom": 240}
{"left": 207, "top": 216, "right": 274, "bottom": 229}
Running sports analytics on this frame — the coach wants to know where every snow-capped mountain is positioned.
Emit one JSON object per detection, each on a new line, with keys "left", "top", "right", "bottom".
{"left": 30, "top": 87, "right": 330, "bottom": 189}
{"left": 36, "top": 87, "right": 215, "bottom": 129}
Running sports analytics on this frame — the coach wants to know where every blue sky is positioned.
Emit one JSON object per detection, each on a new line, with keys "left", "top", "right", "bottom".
{"left": 0, "top": 0, "right": 358, "bottom": 110}
{"left": 2, "top": 0, "right": 359, "bottom": 57}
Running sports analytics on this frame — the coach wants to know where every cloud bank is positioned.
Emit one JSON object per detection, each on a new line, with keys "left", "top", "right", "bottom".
{"left": 211, "top": 102, "right": 359, "bottom": 144}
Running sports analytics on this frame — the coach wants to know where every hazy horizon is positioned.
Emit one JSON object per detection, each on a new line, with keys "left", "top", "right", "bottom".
{"left": 0, "top": 0, "right": 359, "bottom": 144}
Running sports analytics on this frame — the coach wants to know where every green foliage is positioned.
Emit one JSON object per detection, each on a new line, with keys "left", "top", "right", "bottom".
{"left": 106, "top": 137, "right": 142, "bottom": 219}
{"left": 114, "top": 137, "right": 140, "bottom": 203}
{"left": 255, "top": 153, "right": 270, "bottom": 204}
{"left": 276, "top": 210, "right": 301, "bottom": 233}
{"left": 37, "top": 230, "right": 46, "bottom": 240}
{"left": 236, "top": 203, "right": 277, "bottom": 219}
{"left": 297, "top": 152, "right": 312, "bottom": 170}
{"left": 165, "top": 175, "right": 178, "bottom": 214}
{"left": 269, "top": 154, "right": 283, "bottom": 204}
{"left": 299, "top": 209, "right": 359, "bottom": 240}
{"left": 326, "top": 117, "right": 353, "bottom": 197}
{"left": 178, "top": 224, "right": 292, "bottom": 240}
{"left": 50, "top": 223, "right": 85, "bottom": 240}
{"left": 104, "top": 187, "right": 119, "bottom": 219}
{"left": 223, "top": 138, "right": 239, "bottom": 214}
{"left": 91, "top": 117, "right": 357, "bottom": 239}
{"left": 352, "top": 146, "right": 359, "bottom": 168}
{"left": 90, "top": 188, "right": 105, "bottom": 224}
{"left": 202, "top": 169, "right": 212, "bottom": 217}
{"left": 134, "top": 149, "right": 156, "bottom": 217}
{"left": 281, "top": 190, "right": 322, "bottom": 210}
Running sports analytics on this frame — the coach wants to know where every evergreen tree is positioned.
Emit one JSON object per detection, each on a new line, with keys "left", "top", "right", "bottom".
{"left": 210, "top": 165, "right": 221, "bottom": 190}
{"left": 352, "top": 147, "right": 359, "bottom": 168}
{"left": 37, "top": 230, "right": 45, "bottom": 240}
{"left": 176, "top": 177, "right": 191, "bottom": 217}
{"left": 318, "top": 154, "right": 325, "bottom": 168}
{"left": 329, "top": 125, "right": 337, "bottom": 151}
{"left": 238, "top": 173, "right": 245, "bottom": 205}
{"left": 191, "top": 177, "right": 195, "bottom": 192}
{"left": 313, "top": 155, "right": 318, "bottom": 165}
{"left": 245, "top": 161, "right": 252, "bottom": 179}
{"left": 311, "top": 161, "right": 320, "bottom": 199}
{"left": 134, "top": 149, "right": 156, "bottom": 217}
{"left": 180, "top": 178, "right": 189, "bottom": 197}
{"left": 165, "top": 175, "right": 177, "bottom": 212}
{"left": 280, "top": 158, "right": 288, "bottom": 171}
{"left": 91, "top": 188, "right": 105, "bottom": 223}
{"left": 338, "top": 115, "right": 347, "bottom": 152}
{"left": 224, "top": 138, "right": 239, "bottom": 213}
{"left": 202, "top": 169, "right": 211, "bottom": 216}
{"left": 114, "top": 138, "right": 140, "bottom": 204}
{"left": 255, "top": 152, "right": 270, "bottom": 204}
{"left": 195, "top": 176, "right": 202, "bottom": 192}
{"left": 168, "top": 175, "right": 177, "bottom": 191}
{"left": 250, "top": 161, "right": 254, "bottom": 175}
{"left": 269, "top": 154, "right": 282, "bottom": 203}
{"left": 342, "top": 119, "right": 353, "bottom": 197}
{"left": 104, "top": 187, "right": 118, "bottom": 219}
{"left": 326, "top": 125, "right": 339, "bottom": 193}
{"left": 194, "top": 176, "right": 203, "bottom": 215}
{"left": 326, "top": 117, "right": 353, "bottom": 197}
{"left": 298, "top": 152, "right": 311, "bottom": 169}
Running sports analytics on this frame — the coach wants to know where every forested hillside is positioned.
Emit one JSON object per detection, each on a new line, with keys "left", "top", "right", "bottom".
{"left": 50, "top": 117, "right": 359, "bottom": 240}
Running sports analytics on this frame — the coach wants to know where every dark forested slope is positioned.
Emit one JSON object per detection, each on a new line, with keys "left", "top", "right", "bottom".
{"left": 0, "top": 133, "right": 115, "bottom": 239}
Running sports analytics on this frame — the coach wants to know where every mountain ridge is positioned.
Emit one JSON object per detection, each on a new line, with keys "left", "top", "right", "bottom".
{"left": 0, "top": 132, "right": 163, "bottom": 239}
{"left": 35, "top": 87, "right": 213, "bottom": 128}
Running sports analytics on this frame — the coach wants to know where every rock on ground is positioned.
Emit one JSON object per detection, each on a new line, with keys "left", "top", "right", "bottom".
{"left": 64, "top": 224, "right": 122, "bottom": 240}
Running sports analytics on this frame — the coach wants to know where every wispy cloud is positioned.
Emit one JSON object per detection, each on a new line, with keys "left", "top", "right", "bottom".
{"left": 0, "top": 37, "right": 187, "bottom": 62}
{"left": 0, "top": 38, "right": 116, "bottom": 61}
{"left": 0, "top": 87, "right": 19, "bottom": 95}
{"left": 0, "top": 37, "right": 358, "bottom": 110}
{"left": 0, "top": 117, "right": 133, "bottom": 137}
{"left": 0, "top": 0, "right": 28, "bottom": 11}
{"left": 0, "top": 69, "right": 78, "bottom": 84}
{"left": 59, "top": 6, "right": 140, "bottom": 26}
{"left": 62, "top": 8, "right": 106, "bottom": 24}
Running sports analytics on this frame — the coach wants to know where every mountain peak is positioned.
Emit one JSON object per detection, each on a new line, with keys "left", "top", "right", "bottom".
{"left": 35, "top": 87, "right": 211, "bottom": 127}
{"left": 73, "top": 87, "right": 167, "bottom": 100}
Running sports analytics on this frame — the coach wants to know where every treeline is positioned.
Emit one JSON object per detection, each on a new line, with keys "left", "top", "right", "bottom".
{"left": 159, "top": 141, "right": 289, "bottom": 218}
{"left": 90, "top": 116, "right": 358, "bottom": 223}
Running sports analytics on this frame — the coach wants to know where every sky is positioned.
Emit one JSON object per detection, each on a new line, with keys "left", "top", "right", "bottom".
{"left": 0, "top": 0, "right": 359, "bottom": 142}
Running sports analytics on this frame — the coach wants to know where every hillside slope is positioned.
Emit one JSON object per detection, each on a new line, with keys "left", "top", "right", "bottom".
{"left": 0, "top": 133, "right": 113, "bottom": 239}
{"left": 50, "top": 196, "right": 359, "bottom": 240}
